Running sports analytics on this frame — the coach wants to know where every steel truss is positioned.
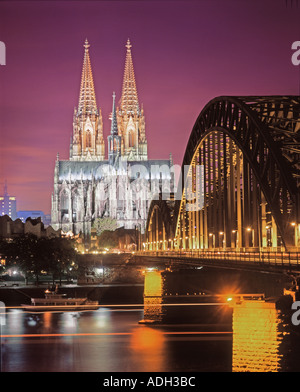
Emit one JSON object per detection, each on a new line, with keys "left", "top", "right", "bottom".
{"left": 145, "top": 193, "right": 175, "bottom": 251}
{"left": 145, "top": 96, "right": 300, "bottom": 251}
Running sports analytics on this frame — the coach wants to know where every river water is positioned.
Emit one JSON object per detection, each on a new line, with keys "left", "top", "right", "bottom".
{"left": 1, "top": 268, "right": 300, "bottom": 372}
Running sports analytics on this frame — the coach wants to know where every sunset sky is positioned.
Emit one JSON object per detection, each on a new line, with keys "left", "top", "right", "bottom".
{"left": 1, "top": 0, "right": 300, "bottom": 214}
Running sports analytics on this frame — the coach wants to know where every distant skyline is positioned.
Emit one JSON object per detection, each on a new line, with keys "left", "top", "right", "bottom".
{"left": 1, "top": 0, "right": 300, "bottom": 214}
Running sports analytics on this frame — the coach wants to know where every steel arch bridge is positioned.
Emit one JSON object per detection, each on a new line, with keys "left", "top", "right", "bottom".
{"left": 145, "top": 193, "right": 175, "bottom": 251}
{"left": 145, "top": 96, "right": 300, "bottom": 252}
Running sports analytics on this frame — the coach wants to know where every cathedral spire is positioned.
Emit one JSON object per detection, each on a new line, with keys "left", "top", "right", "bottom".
{"left": 70, "top": 39, "right": 105, "bottom": 161}
{"left": 78, "top": 39, "right": 97, "bottom": 113}
{"left": 120, "top": 39, "right": 139, "bottom": 114}
{"left": 108, "top": 92, "right": 121, "bottom": 165}
{"left": 117, "top": 39, "right": 147, "bottom": 161}
{"left": 111, "top": 92, "right": 118, "bottom": 135}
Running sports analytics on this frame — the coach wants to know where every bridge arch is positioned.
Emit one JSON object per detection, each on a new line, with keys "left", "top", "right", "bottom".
{"left": 173, "top": 96, "right": 300, "bottom": 251}
{"left": 144, "top": 194, "right": 175, "bottom": 251}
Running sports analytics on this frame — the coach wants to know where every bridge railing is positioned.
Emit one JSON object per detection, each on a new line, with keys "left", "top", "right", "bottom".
{"left": 137, "top": 250, "right": 300, "bottom": 267}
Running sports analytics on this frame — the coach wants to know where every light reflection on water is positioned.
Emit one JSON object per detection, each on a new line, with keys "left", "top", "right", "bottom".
{"left": 142, "top": 270, "right": 298, "bottom": 372}
{"left": 1, "top": 270, "right": 300, "bottom": 372}
{"left": 132, "top": 271, "right": 166, "bottom": 370}
{"left": 129, "top": 327, "right": 167, "bottom": 372}
{"left": 232, "top": 302, "right": 283, "bottom": 372}
{"left": 1, "top": 302, "right": 298, "bottom": 372}
{"left": 143, "top": 270, "right": 164, "bottom": 323}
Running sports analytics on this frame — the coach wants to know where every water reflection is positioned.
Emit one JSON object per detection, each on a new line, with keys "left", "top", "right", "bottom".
{"left": 3, "top": 268, "right": 300, "bottom": 372}
{"left": 142, "top": 269, "right": 232, "bottom": 325}
{"left": 232, "top": 301, "right": 283, "bottom": 372}
{"left": 61, "top": 312, "right": 78, "bottom": 332}
{"left": 142, "top": 270, "right": 165, "bottom": 323}
{"left": 141, "top": 269, "right": 300, "bottom": 372}
{"left": 129, "top": 327, "right": 166, "bottom": 372}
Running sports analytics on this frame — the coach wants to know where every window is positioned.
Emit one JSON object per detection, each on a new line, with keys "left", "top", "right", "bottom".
{"left": 128, "top": 131, "right": 135, "bottom": 148}
{"left": 86, "top": 130, "right": 92, "bottom": 148}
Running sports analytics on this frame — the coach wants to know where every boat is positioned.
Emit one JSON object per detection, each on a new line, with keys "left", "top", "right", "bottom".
{"left": 21, "top": 289, "right": 99, "bottom": 312}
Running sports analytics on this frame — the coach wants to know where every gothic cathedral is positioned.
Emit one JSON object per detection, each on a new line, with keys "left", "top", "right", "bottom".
{"left": 51, "top": 39, "right": 173, "bottom": 236}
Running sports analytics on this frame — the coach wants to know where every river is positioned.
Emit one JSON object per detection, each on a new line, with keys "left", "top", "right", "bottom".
{"left": 1, "top": 267, "right": 300, "bottom": 372}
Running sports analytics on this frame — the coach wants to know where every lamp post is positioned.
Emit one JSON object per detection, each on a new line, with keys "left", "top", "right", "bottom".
{"left": 209, "top": 233, "right": 215, "bottom": 249}
{"left": 246, "top": 227, "right": 254, "bottom": 247}
{"left": 219, "top": 231, "right": 226, "bottom": 250}
{"left": 291, "top": 222, "right": 300, "bottom": 247}
{"left": 232, "top": 230, "right": 239, "bottom": 250}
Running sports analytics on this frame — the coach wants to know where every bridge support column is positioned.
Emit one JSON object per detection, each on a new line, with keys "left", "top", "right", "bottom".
{"left": 271, "top": 216, "right": 277, "bottom": 248}
{"left": 261, "top": 196, "right": 267, "bottom": 248}
{"left": 296, "top": 224, "right": 300, "bottom": 247}
{"left": 236, "top": 151, "right": 242, "bottom": 251}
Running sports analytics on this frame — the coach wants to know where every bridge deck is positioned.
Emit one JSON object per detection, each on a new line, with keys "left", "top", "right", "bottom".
{"left": 134, "top": 251, "right": 300, "bottom": 273}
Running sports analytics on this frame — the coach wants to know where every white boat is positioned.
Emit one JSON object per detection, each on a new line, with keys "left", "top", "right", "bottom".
{"left": 21, "top": 289, "right": 99, "bottom": 311}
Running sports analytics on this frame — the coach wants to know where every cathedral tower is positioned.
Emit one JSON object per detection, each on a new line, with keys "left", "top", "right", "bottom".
{"left": 70, "top": 39, "right": 105, "bottom": 161}
{"left": 117, "top": 39, "right": 148, "bottom": 161}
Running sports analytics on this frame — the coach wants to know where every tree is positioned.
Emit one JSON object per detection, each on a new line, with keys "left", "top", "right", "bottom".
{"left": 39, "top": 236, "right": 77, "bottom": 285}
{"left": 93, "top": 217, "right": 118, "bottom": 236}
{"left": 98, "top": 230, "right": 118, "bottom": 250}
{"left": 0, "top": 235, "right": 77, "bottom": 285}
{"left": 1, "top": 235, "right": 47, "bottom": 285}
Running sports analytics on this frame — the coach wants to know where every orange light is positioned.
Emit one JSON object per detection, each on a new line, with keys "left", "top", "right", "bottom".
{"left": 232, "top": 301, "right": 280, "bottom": 371}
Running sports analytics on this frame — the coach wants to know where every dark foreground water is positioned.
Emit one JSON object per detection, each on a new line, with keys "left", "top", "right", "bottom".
{"left": 1, "top": 267, "right": 300, "bottom": 372}
{"left": 1, "top": 302, "right": 300, "bottom": 372}
{"left": 1, "top": 306, "right": 232, "bottom": 372}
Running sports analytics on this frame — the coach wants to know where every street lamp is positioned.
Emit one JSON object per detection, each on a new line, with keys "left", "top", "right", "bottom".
{"left": 291, "top": 222, "right": 300, "bottom": 247}
{"left": 232, "top": 230, "right": 239, "bottom": 250}
{"left": 246, "top": 227, "right": 254, "bottom": 247}
{"left": 209, "top": 233, "right": 215, "bottom": 248}
{"left": 219, "top": 231, "right": 226, "bottom": 250}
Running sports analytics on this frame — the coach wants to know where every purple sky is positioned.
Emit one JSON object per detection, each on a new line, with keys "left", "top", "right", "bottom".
{"left": 1, "top": 0, "right": 300, "bottom": 214}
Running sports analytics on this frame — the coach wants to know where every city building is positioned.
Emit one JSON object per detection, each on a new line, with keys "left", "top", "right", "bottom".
{"left": 0, "top": 215, "right": 60, "bottom": 239}
{"left": 0, "top": 183, "right": 17, "bottom": 220}
{"left": 16, "top": 210, "right": 51, "bottom": 226}
{"left": 51, "top": 39, "right": 174, "bottom": 237}
{"left": 17, "top": 210, "right": 45, "bottom": 223}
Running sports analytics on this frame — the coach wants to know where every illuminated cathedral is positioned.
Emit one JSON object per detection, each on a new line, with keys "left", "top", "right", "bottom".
{"left": 51, "top": 39, "right": 173, "bottom": 236}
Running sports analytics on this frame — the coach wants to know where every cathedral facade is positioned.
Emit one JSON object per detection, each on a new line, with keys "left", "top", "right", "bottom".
{"left": 51, "top": 39, "right": 173, "bottom": 236}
